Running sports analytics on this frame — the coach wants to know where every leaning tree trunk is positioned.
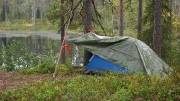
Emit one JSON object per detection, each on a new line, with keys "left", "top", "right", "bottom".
{"left": 119, "top": 0, "right": 123, "bottom": 36}
{"left": 83, "top": 0, "right": 93, "bottom": 66}
{"left": 153, "top": 0, "right": 162, "bottom": 57}
{"left": 137, "top": 0, "right": 142, "bottom": 39}
{"left": 61, "top": 0, "right": 66, "bottom": 64}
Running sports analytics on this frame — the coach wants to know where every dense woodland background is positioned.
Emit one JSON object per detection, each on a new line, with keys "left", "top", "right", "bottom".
{"left": 0, "top": 0, "right": 180, "bottom": 67}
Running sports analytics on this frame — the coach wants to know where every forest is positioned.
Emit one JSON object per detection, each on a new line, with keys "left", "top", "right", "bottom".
{"left": 0, "top": 0, "right": 180, "bottom": 100}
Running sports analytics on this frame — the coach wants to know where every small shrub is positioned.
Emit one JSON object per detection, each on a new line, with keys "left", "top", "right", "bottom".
{"left": 56, "top": 64, "right": 70, "bottom": 75}
{"left": 37, "top": 61, "right": 55, "bottom": 74}
{"left": 0, "top": 66, "right": 6, "bottom": 72}
{"left": 18, "top": 57, "right": 74, "bottom": 75}
{"left": 18, "top": 67, "right": 38, "bottom": 75}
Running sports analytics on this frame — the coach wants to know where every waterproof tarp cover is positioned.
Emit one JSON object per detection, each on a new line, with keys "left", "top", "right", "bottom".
{"left": 68, "top": 32, "right": 171, "bottom": 76}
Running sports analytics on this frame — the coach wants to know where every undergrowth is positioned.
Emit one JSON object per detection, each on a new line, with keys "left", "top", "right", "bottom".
{"left": 0, "top": 69, "right": 180, "bottom": 101}
{"left": 17, "top": 57, "right": 74, "bottom": 75}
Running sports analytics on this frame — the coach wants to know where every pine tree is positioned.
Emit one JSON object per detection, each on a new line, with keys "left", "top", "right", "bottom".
{"left": 119, "top": 0, "right": 123, "bottom": 36}
{"left": 137, "top": 0, "right": 142, "bottom": 39}
{"left": 153, "top": 0, "right": 162, "bottom": 56}
{"left": 141, "top": 0, "right": 174, "bottom": 63}
{"left": 60, "top": 0, "right": 66, "bottom": 64}
{"left": 83, "top": 0, "right": 93, "bottom": 66}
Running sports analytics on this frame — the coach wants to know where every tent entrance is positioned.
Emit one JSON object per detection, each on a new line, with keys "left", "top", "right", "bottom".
{"left": 86, "top": 55, "right": 126, "bottom": 72}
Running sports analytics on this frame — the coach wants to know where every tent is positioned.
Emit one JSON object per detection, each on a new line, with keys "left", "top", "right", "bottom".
{"left": 86, "top": 55, "right": 126, "bottom": 72}
{"left": 68, "top": 32, "right": 171, "bottom": 76}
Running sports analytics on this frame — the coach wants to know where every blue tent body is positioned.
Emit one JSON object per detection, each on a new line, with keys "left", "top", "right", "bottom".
{"left": 86, "top": 55, "right": 126, "bottom": 73}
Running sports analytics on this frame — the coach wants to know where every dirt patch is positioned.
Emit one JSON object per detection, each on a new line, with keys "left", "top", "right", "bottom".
{"left": 0, "top": 72, "right": 65, "bottom": 93}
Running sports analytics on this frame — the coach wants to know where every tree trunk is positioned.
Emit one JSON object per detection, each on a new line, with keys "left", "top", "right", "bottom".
{"left": 83, "top": 0, "right": 93, "bottom": 66}
{"left": 5, "top": 0, "right": 9, "bottom": 22}
{"left": 112, "top": 14, "right": 114, "bottom": 35}
{"left": 111, "top": 7, "right": 114, "bottom": 35}
{"left": 119, "top": 0, "right": 123, "bottom": 36}
{"left": 169, "top": 0, "right": 173, "bottom": 65}
{"left": 40, "top": 0, "right": 43, "bottom": 22}
{"left": 27, "top": 0, "right": 31, "bottom": 22}
{"left": 178, "top": 34, "right": 180, "bottom": 50}
{"left": 15, "top": 0, "right": 18, "bottom": 19}
{"left": 61, "top": 0, "right": 66, "bottom": 64}
{"left": 137, "top": 0, "right": 142, "bottom": 39}
{"left": 32, "top": 0, "right": 36, "bottom": 29}
{"left": 153, "top": 0, "right": 162, "bottom": 57}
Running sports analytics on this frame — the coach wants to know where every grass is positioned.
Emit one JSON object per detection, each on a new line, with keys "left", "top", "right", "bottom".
{"left": 0, "top": 67, "right": 180, "bottom": 101}
{"left": 0, "top": 19, "right": 59, "bottom": 31}
{"left": 0, "top": 19, "right": 130, "bottom": 36}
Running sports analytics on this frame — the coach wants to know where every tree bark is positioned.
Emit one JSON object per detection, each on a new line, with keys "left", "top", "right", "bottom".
{"left": 153, "top": 0, "right": 162, "bottom": 57}
{"left": 137, "top": 0, "right": 142, "bottom": 39}
{"left": 83, "top": 0, "right": 93, "bottom": 66}
{"left": 40, "top": 0, "right": 43, "bottom": 22}
{"left": 5, "top": 0, "right": 9, "bottom": 22}
{"left": 178, "top": 34, "right": 180, "bottom": 50}
{"left": 119, "top": 0, "right": 123, "bottom": 36}
{"left": 32, "top": 0, "right": 36, "bottom": 29}
{"left": 60, "top": 0, "right": 66, "bottom": 64}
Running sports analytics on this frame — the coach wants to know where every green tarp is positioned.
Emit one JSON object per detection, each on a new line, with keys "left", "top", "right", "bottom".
{"left": 68, "top": 32, "right": 171, "bottom": 76}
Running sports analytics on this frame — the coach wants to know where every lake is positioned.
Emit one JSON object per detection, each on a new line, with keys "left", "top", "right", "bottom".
{"left": 0, "top": 31, "right": 83, "bottom": 71}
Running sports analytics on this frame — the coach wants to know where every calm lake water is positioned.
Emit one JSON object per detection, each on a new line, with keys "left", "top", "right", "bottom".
{"left": 0, "top": 31, "right": 83, "bottom": 71}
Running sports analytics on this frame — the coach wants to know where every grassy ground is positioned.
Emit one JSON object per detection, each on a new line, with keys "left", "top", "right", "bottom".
{"left": 0, "top": 19, "right": 136, "bottom": 37}
{"left": 0, "top": 19, "right": 59, "bottom": 31}
{"left": 0, "top": 66, "right": 180, "bottom": 101}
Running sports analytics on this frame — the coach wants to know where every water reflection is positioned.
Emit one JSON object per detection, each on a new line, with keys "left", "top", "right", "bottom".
{"left": 0, "top": 32, "right": 83, "bottom": 71}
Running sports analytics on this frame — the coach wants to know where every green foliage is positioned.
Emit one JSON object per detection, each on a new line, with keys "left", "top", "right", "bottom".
{"left": 46, "top": 0, "right": 63, "bottom": 24}
{"left": 18, "top": 67, "right": 38, "bottom": 75}
{"left": 18, "top": 57, "right": 73, "bottom": 75}
{"left": 0, "top": 35, "right": 66, "bottom": 72}
{"left": 17, "top": 56, "right": 55, "bottom": 74}
{"left": 46, "top": 0, "right": 83, "bottom": 32}
{"left": 1, "top": 72, "right": 180, "bottom": 101}
{"left": 0, "top": 66, "right": 6, "bottom": 72}
{"left": 37, "top": 56, "right": 56, "bottom": 74}
{"left": 0, "top": 39, "right": 39, "bottom": 71}
{"left": 140, "top": 0, "right": 180, "bottom": 67}
{"left": 140, "top": 0, "right": 154, "bottom": 47}
{"left": 0, "top": 4, "right": 5, "bottom": 22}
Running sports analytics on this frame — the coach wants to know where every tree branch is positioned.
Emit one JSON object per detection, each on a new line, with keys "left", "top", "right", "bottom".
{"left": 57, "top": 0, "right": 82, "bottom": 34}
{"left": 92, "top": 0, "right": 106, "bottom": 36}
